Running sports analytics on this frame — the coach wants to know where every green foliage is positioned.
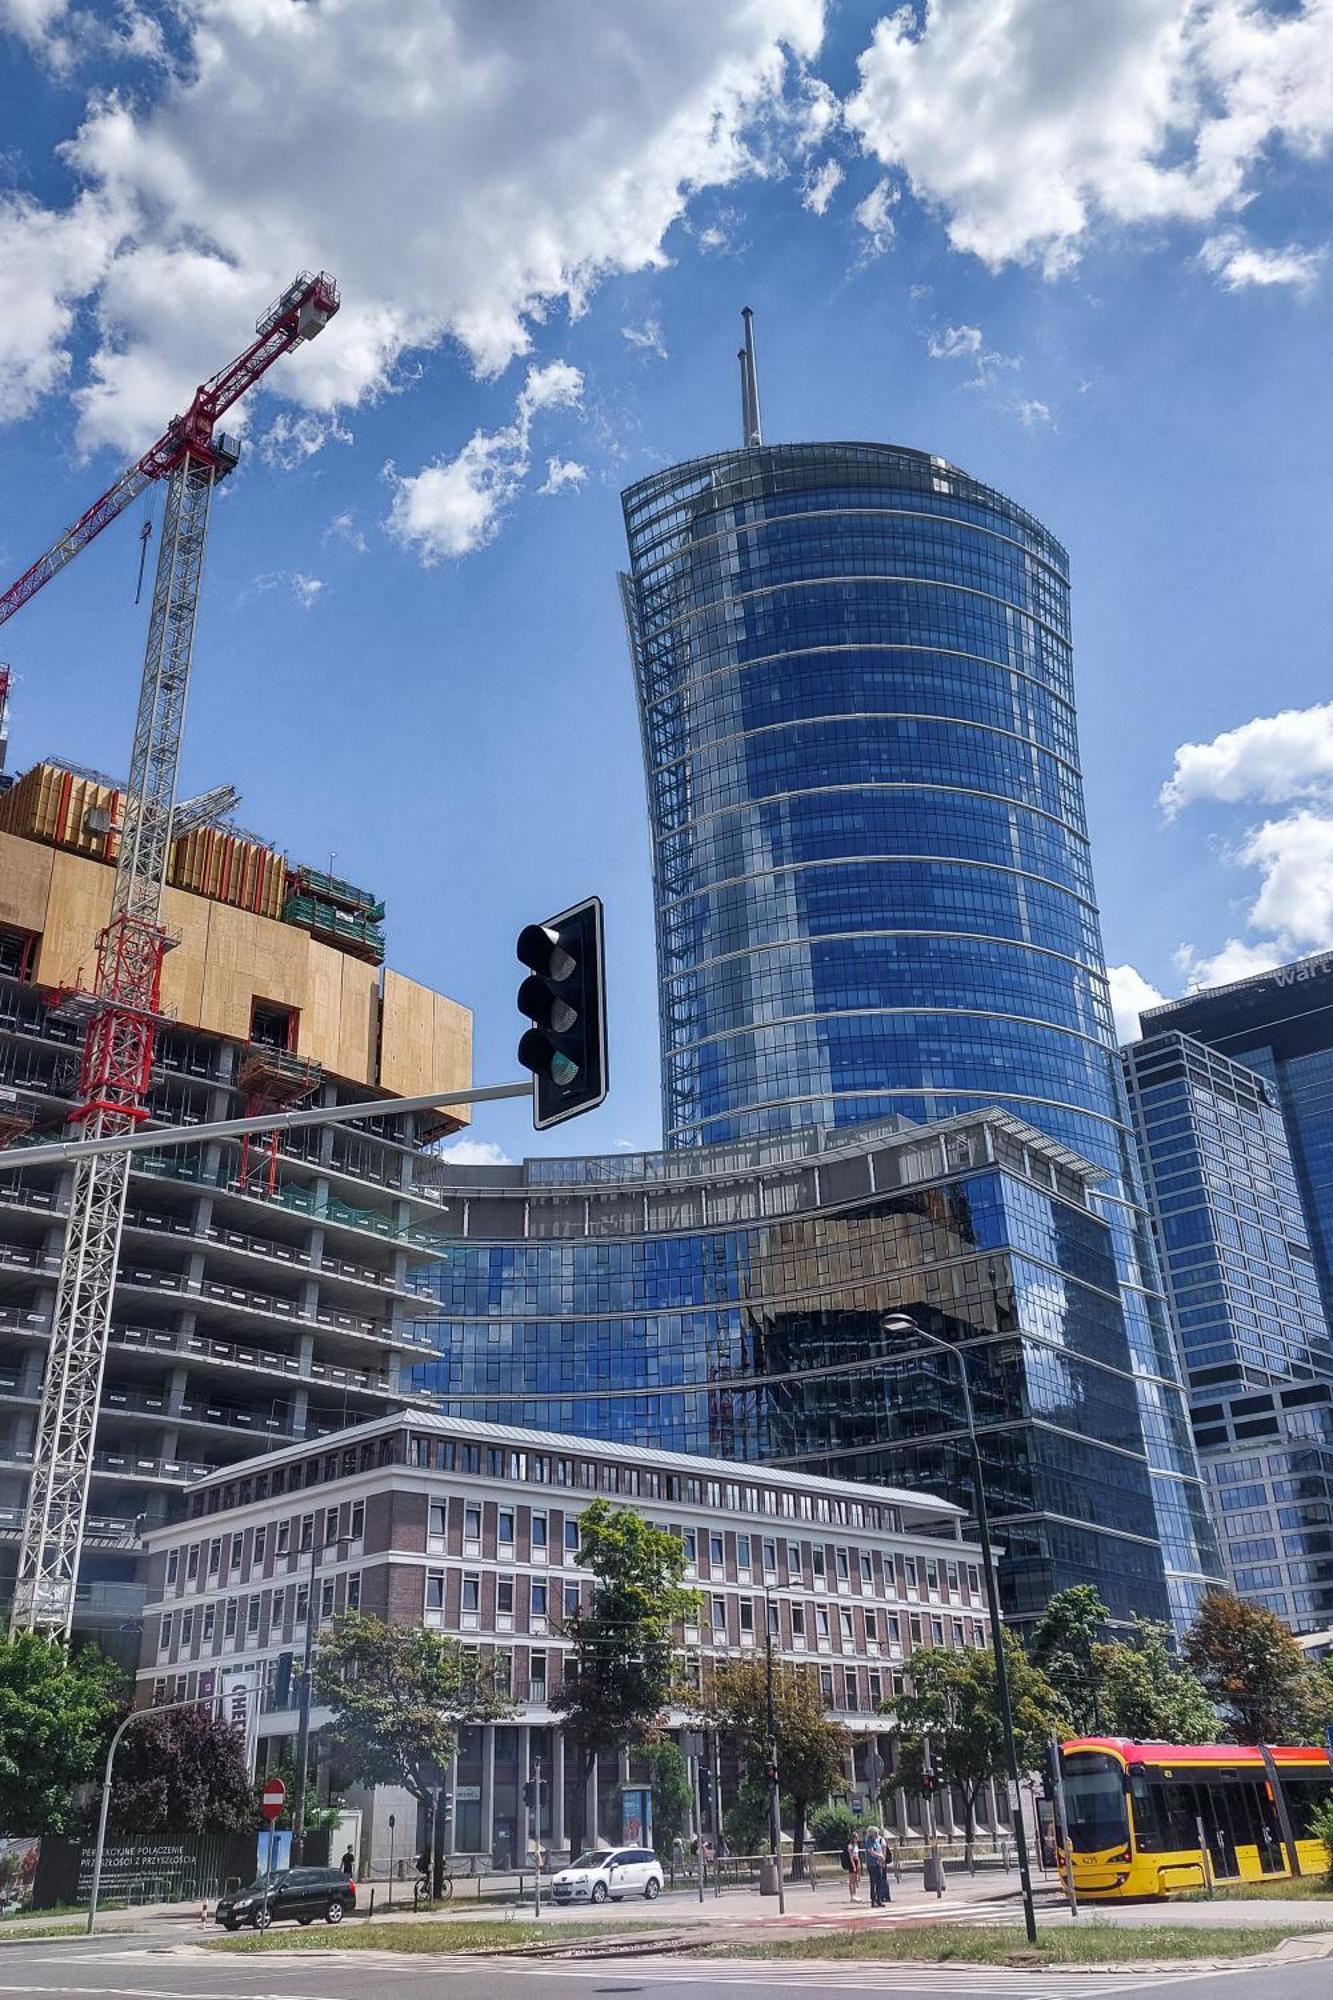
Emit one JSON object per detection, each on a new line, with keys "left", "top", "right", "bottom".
{"left": 722, "top": 1775, "right": 772, "bottom": 1857}
{"left": 106, "top": 1705, "right": 256, "bottom": 1836}
{"left": 1300, "top": 1656, "right": 1333, "bottom": 1741}
{"left": 1094, "top": 1618, "right": 1216, "bottom": 1743}
{"left": 1310, "top": 1795, "right": 1333, "bottom": 1885}
{"left": 696, "top": 1656, "right": 849, "bottom": 1854}
{"left": 553, "top": 1502, "right": 697, "bottom": 1784}
{"left": 892, "top": 1634, "right": 1068, "bottom": 1848}
{"left": 1029, "top": 1586, "right": 1108, "bottom": 1733}
{"left": 1184, "top": 1591, "right": 1311, "bottom": 1744}
{"left": 807, "top": 1801, "right": 857, "bottom": 1851}
{"left": 636, "top": 1738, "right": 691, "bottom": 1852}
{"left": 265, "top": 1749, "right": 341, "bottom": 1835}
{"left": 0, "top": 1633, "right": 123, "bottom": 1835}
{"left": 312, "top": 1611, "right": 512, "bottom": 1806}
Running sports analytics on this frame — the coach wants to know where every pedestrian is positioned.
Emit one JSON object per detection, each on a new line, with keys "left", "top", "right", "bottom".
{"left": 863, "top": 1825, "right": 885, "bottom": 1908}
{"left": 340, "top": 1847, "right": 354, "bottom": 1876}
{"left": 841, "top": 1829, "right": 861, "bottom": 1901}
{"left": 880, "top": 1831, "right": 894, "bottom": 1904}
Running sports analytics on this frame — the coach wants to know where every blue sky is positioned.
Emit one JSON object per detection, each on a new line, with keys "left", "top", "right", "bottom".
{"left": 1, "top": 0, "right": 1331, "bottom": 1165}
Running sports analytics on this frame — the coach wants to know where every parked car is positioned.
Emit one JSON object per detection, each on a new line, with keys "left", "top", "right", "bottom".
{"left": 550, "top": 1846, "right": 664, "bottom": 1904}
{"left": 215, "top": 1865, "right": 355, "bottom": 1930}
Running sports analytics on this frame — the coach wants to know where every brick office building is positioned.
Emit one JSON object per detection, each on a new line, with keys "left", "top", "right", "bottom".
{"left": 137, "top": 1411, "right": 1006, "bottom": 1868}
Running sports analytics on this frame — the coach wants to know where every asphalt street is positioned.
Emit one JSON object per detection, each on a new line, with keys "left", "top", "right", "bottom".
{"left": 0, "top": 1934, "right": 1328, "bottom": 2000}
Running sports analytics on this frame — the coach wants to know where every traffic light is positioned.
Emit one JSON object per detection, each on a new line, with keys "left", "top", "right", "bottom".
{"left": 516, "top": 896, "right": 608, "bottom": 1130}
{"left": 522, "top": 1779, "right": 539, "bottom": 1809}
{"left": 698, "top": 1766, "right": 713, "bottom": 1814}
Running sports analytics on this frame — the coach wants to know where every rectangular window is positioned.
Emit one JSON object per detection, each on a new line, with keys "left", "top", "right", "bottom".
{"left": 270, "top": 1589, "right": 284, "bottom": 1626}
{"left": 159, "top": 1613, "right": 173, "bottom": 1653}
{"left": 836, "top": 1550, "right": 849, "bottom": 1581}
{"left": 816, "top": 1606, "right": 830, "bottom": 1638}
{"left": 346, "top": 1574, "right": 361, "bottom": 1611}
{"left": 246, "top": 1597, "right": 260, "bottom": 1634}
{"left": 864, "top": 1609, "right": 877, "bottom": 1642}
{"left": 186, "top": 1546, "right": 200, "bottom": 1583}
{"left": 926, "top": 1560, "right": 939, "bottom": 1592}
{"left": 840, "top": 1608, "right": 854, "bottom": 1642}
{"left": 295, "top": 1584, "right": 309, "bottom": 1626}
{"left": 564, "top": 1517, "right": 579, "bottom": 1552}
{"left": 253, "top": 1526, "right": 267, "bottom": 1565}
{"left": 224, "top": 1600, "right": 238, "bottom": 1638}
{"left": 276, "top": 1522, "right": 290, "bottom": 1557}
{"left": 844, "top": 1669, "right": 858, "bottom": 1709}
{"left": 529, "top": 1650, "right": 548, "bottom": 1700}
{"left": 349, "top": 1502, "right": 365, "bottom": 1543}
{"left": 202, "top": 1604, "right": 216, "bottom": 1640}
{"left": 465, "top": 1504, "right": 482, "bottom": 1541}
{"left": 904, "top": 1558, "right": 917, "bottom": 1590}
{"left": 767, "top": 1598, "right": 780, "bottom": 1635}
{"left": 762, "top": 1539, "right": 777, "bottom": 1572}
{"left": 887, "top": 1613, "right": 901, "bottom": 1644}
{"left": 736, "top": 1534, "right": 751, "bottom": 1569}
{"left": 166, "top": 1549, "right": 179, "bottom": 1586}
{"left": 321, "top": 1579, "right": 335, "bottom": 1618}
{"left": 462, "top": 1574, "right": 480, "bottom": 1613}
{"left": 531, "top": 1581, "right": 548, "bottom": 1617}
{"left": 910, "top": 1613, "right": 923, "bottom": 1644}
{"left": 819, "top": 1666, "right": 833, "bottom": 1700}
{"left": 860, "top": 1553, "right": 873, "bottom": 1583}
{"left": 180, "top": 1609, "right": 194, "bottom": 1645}
{"left": 429, "top": 1499, "right": 449, "bottom": 1540}
{"left": 709, "top": 1532, "right": 725, "bottom": 1565}
{"left": 325, "top": 1507, "right": 339, "bottom": 1546}
{"left": 868, "top": 1669, "right": 883, "bottom": 1706}
{"left": 812, "top": 1548, "right": 826, "bottom": 1580}
{"left": 531, "top": 1512, "right": 548, "bottom": 1548}
{"left": 791, "top": 1603, "right": 805, "bottom": 1636}
{"left": 564, "top": 1582, "right": 580, "bottom": 1619}
{"left": 300, "top": 1515, "right": 314, "bottom": 1552}
{"left": 231, "top": 1535, "right": 244, "bottom": 1570}
{"left": 787, "top": 1542, "right": 802, "bottom": 1576}
{"left": 426, "top": 1572, "right": 445, "bottom": 1611}
{"left": 497, "top": 1578, "right": 515, "bottom": 1616}
{"left": 739, "top": 1599, "right": 754, "bottom": 1633}
{"left": 711, "top": 1596, "right": 727, "bottom": 1632}
{"left": 498, "top": 1509, "right": 515, "bottom": 1548}
{"left": 931, "top": 1616, "right": 945, "bottom": 1646}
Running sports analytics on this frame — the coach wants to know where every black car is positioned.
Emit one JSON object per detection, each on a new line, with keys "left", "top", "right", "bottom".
{"left": 215, "top": 1866, "right": 355, "bottom": 1930}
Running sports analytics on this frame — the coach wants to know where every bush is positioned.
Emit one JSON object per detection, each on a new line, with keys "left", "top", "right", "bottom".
{"left": 808, "top": 1803, "right": 856, "bottom": 1853}
{"left": 1310, "top": 1796, "right": 1333, "bottom": 1884}
{"left": 723, "top": 1776, "right": 771, "bottom": 1857}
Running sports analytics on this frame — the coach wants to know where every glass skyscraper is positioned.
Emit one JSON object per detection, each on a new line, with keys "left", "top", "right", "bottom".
{"left": 619, "top": 431, "right": 1218, "bottom": 1625}
{"left": 1123, "top": 1030, "right": 1333, "bottom": 1627}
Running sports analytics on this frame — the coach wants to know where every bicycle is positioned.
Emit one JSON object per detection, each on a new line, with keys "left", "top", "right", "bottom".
{"left": 414, "top": 1871, "right": 454, "bottom": 1903}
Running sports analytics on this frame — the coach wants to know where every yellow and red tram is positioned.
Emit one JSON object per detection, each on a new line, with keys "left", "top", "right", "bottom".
{"left": 1059, "top": 1736, "right": 1333, "bottom": 1899}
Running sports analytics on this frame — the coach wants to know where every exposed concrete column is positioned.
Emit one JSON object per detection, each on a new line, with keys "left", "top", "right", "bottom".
{"left": 482, "top": 1726, "right": 496, "bottom": 1857}
{"left": 552, "top": 1729, "right": 566, "bottom": 1854}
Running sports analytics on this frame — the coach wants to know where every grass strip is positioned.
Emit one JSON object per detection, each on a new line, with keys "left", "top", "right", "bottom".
{"left": 1179, "top": 1878, "right": 1333, "bottom": 1902}
{"left": 706, "top": 1921, "right": 1329, "bottom": 1965}
{"left": 208, "top": 1917, "right": 677, "bottom": 1954}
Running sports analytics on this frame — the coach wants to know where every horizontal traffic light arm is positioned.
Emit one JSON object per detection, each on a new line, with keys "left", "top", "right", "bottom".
{"left": 0, "top": 1079, "right": 532, "bottom": 1173}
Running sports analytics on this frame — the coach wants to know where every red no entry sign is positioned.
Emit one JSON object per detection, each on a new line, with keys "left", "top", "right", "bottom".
{"left": 260, "top": 1776, "right": 287, "bottom": 1823}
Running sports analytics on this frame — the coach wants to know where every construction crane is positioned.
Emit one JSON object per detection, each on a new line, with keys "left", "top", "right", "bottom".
{"left": 2, "top": 270, "right": 340, "bottom": 1640}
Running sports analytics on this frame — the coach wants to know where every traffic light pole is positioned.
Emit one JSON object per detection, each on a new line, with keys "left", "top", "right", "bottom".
{"left": 764, "top": 1602, "right": 786, "bottom": 1914}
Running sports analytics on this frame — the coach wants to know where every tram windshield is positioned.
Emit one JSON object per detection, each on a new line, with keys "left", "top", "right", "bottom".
{"left": 1062, "top": 1752, "right": 1130, "bottom": 1852}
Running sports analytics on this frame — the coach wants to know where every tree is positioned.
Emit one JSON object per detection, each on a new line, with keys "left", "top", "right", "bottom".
{"left": 1300, "top": 1654, "right": 1333, "bottom": 1742}
{"left": 1029, "top": 1585, "right": 1108, "bottom": 1733}
{"left": 1184, "top": 1591, "right": 1311, "bottom": 1743}
{"left": 637, "top": 1738, "right": 690, "bottom": 1853}
{"left": 1310, "top": 1794, "right": 1333, "bottom": 1886}
{"left": 1094, "top": 1619, "right": 1216, "bottom": 1743}
{"left": 553, "top": 1502, "right": 698, "bottom": 1852}
{"left": 891, "top": 1635, "right": 1069, "bottom": 1857}
{"left": 0, "top": 1632, "right": 122, "bottom": 1835}
{"left": 697, "top": 1655, "right": 849, "bottom": 1859}
{"left": 106, "top": 1705, "right": 256, "bottom": 1836}
{"left": 313, "top": 1610, "right": 512, "bottom": 1879}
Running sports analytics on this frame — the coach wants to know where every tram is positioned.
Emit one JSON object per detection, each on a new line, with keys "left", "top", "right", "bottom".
{"left": 1058, "top": 1736, "right": 1333, "bottom": 1898}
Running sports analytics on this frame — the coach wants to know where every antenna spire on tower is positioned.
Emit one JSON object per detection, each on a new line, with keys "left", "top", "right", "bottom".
{"left": 740, "top": 306, "right": 763, "bottom": 447}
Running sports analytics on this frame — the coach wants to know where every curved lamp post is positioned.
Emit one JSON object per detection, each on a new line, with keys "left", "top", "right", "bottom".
{"left": 87, "top": 1695, "right": 209, "bottom": 1935}
{"left": 880, "top": 1311, "right": 1039, "bottom": 1945}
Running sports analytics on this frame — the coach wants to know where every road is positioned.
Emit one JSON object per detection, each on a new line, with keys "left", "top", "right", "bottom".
{"left": 0, "top": 1933, "right": 1329, "bottom": 2000}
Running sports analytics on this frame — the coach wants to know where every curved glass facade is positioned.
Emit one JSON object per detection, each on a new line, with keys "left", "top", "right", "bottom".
{"left": 620, "top": 442, "right": 1220, "bottom": 1622}
{"left": 410, "top": 1116, "right": 1184, "bottom": 1624}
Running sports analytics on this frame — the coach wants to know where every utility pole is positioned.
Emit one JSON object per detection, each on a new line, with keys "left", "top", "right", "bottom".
{"left": 292, "top": 1526, "right": 344, "bottom": 1862}
{"left": 764, "top": 1597, "right": 786, "bottom": 1913}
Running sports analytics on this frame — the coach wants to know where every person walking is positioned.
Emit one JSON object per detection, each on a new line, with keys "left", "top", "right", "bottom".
{"left": 863, "top": 1825, "right": 885, "bottom": 1908}
{"left": 841, "top": 1829, "right": 862, "bottom": 1901}
{"left": 339, "top": 1847, "right": 354, "bottom": 1877}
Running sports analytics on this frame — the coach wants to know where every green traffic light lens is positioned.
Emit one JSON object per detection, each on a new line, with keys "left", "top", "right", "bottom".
{"left": 551, "top": 1051, "right": 580, "bottom": 1088}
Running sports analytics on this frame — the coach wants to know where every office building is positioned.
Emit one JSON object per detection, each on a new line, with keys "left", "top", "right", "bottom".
{"left": 411, "top": 1109, "right": 1183, "bottom": 1628}
{"left": 139, "top": 1408, "right": 1000, "bottom": 1866}
{"left": 0, "top": 756, "right": 471, "bottom": 1657}
{"left": 1124, "top": 1028, "right": 1333, "bottom": 1627}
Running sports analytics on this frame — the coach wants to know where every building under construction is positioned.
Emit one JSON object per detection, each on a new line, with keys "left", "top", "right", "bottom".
{"left": 0, "top": 752, "right": 472, "bottom": 1662}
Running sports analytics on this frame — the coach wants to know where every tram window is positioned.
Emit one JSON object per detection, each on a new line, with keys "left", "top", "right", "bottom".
{"left": 1128, "top": 1774, "right": 1168, "bottom": 1851}
{"left": 1284, "top": 1775, "right": 1333, "bottom": 1837}
{"left": 1062, "top": 1755, "right": 1129, "bottom": 1851}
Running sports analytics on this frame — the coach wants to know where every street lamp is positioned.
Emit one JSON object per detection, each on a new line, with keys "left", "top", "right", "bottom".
{"left": 880, "top": 1311, "right": 1039, "bottom": 1945}
{"left": 291, "top": 1526, "right": 347, "bottom": 1864}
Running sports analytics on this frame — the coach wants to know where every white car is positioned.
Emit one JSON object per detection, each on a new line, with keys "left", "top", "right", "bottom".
{"left": 551, "top": 1845, "right": 664, "bottom": 1904}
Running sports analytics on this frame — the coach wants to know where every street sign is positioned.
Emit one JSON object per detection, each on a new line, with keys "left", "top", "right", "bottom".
{"left": 260, "top": 1776, "right": 287, "bottom": 1823}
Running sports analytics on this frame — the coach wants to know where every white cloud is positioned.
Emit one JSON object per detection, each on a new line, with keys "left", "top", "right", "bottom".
{"left": 1108, "top": 963, "right": 1167, "bottom": 1044}
{"left": 4, "top": 0, "right": 826, "bottom": 454}
{"left": 1159, "top": 699, "right": 1333, "bottom": 817}
{"left": 258, "top": 411, "right": 354, "bottom": 471}
{"left": 435, "top": 1138, "right": 514, "bottom": 1166}
{"left": 845, "top": 0, "right": 1333, "bottom": 278}
{"left": 1175, "top": 936, "right": 1287, "bottom": 989}
{"left": 926, "top": 323, "right": 983, "bottom": 360}
{"left": 621, "top": 317, "right": 668, "bottom": 360}
{"left": 854, "top": 175, "right": 899, "bottom": 256}
{"left": 801, "top": 157, "right": 844, "bottom": 214}
{"left": 324, "top": 511, "right": 368, "bottom": 555}
{"left": 251, "top": 570, "right": 324, "bottom": 610}
{"left": 538, "top": 456, "right": 587, "bottom": 496}
{"left": 1200, "top": 229, "right": 1325, "bottom": 291}
{"left": 386, "top": 358, "right": 583, "bottom": 562}
{"left": 1013, "top": 395, "right": 1052, "bottom": 426}
{"left": 1239, "top": 810, "right": 1333, "bottom": 949}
